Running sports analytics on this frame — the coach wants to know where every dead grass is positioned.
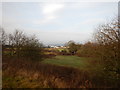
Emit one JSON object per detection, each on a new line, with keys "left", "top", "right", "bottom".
{"left": 2, "top": 57, "right": 117, "bottom": 88}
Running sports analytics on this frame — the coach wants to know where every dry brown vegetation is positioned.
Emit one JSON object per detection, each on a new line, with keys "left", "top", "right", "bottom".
{"left": 3, "top": 57, "right": 115, "bottom": 88}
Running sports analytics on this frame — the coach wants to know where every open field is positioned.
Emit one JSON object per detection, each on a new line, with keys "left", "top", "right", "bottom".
{"left": 42, "top": 55, "right": 98, "bottom": 70}
{"left": 42, "top": 55, "right": 104, "bottom": 78}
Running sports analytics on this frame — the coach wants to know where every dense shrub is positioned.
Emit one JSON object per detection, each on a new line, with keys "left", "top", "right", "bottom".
{"left": 59, "top": 49, "right": 70, "bottom": 55}
{"left": 1, "top": 29, "right": 44, "bottom": 61}
{"left": 93, "top": 18, "right": 120, "bottom": 84}
{"left": 66, "top": 41, "right": 81, "bottom": 55}
{"left": 76, "top": 42, "right": 99, "bottom": 57}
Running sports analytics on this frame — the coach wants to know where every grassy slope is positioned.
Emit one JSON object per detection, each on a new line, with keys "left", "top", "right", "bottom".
{"left": 3, "top": 56, "right": 111, "bottom": 88}
{"left": 42, "top": 55, "right": 104, "bottom": 84}
{"left": 42, "top": 55, "right": 96, "bottom": 70}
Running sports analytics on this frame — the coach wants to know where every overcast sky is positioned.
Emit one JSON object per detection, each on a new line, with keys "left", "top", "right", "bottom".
{"left": 1, "top": 2, "right": 118, "bottom": 46}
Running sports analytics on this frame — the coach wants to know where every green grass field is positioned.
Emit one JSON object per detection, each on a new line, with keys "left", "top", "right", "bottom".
{"left": 42, "top": 55, "right": 98, "bottom": 70}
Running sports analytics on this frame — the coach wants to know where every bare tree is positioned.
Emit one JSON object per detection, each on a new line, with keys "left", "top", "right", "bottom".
{"left": 7, "top": 30, "right": 25, "bottom": 57}
{"left": 20, "top": 35, "right": 44, "bottom": 60}
{"left": 94, "top": 18, "right": 120, "bottom": 75}
{"left": 6, "top": 30, "right": 44, "bottom": 60}
{"left": 0, "top": 28, "right": 7, "bottom": 46}
{"left": 0, "top": 28, "right": 7, "bottom": 56}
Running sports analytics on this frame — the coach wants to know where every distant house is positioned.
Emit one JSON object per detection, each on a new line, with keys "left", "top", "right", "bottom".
{"left": 49, "top": 45, "right": 67, "bottom": 49}
{"left": 50, "top": 46, "right": 59, "bottom": 48}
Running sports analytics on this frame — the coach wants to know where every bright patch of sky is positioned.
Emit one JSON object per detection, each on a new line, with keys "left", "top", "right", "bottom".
{"left": 2, "top": 2, "right": 118, "bottom": 45}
